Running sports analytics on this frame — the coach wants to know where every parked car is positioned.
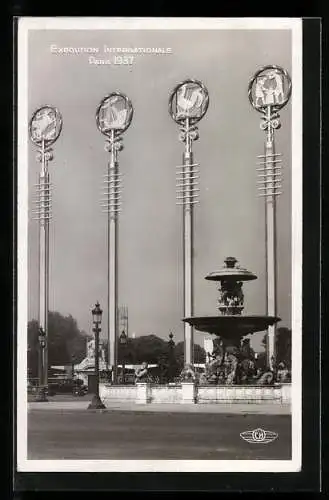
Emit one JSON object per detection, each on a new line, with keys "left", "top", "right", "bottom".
{"left": 72, "top": 380, "right": 88, "bottom": 396}
{"left": 117, "top": 372, "right": 136, "bottom": 385}
{"left": 48, "top": 378, "right": 88, "bottom": 396}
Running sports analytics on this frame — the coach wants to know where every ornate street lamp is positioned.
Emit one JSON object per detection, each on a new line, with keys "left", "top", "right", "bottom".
{"left": 167, "top": 332, "right": 176, "bottom": 382}
{"left": 96, "top": 92, "right": 133, "bottom": 384}
{"left": 88, "top": 301, "right": 106, "bottom": 409}
{"left": 71, "top": 353, "right": 75, "bottom": 380}
{"left": 248, "top": 65, "right": 292, "bottom": 369}
{"left": 30, "top": 105, "right": 63, "bottom": 402}
{"left": 35, "top": 327, "right": 47, "bottom": 401}
{"left": 119, "top": 329, "right": 128, "bottom": 384}
{"left": 168, "top": 331, "right": 175, "bottom": 350}
{"left": 169, "top": 79, "right": 209, "bottom": 368}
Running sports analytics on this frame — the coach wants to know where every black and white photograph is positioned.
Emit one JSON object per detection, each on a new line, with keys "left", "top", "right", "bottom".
{"left": 17, "top": 17, "right": 302, "bottom": 473}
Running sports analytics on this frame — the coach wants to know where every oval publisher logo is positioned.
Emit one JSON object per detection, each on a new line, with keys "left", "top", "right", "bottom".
{"left": 240, "top": 428, "right": 278, "bottom": 444}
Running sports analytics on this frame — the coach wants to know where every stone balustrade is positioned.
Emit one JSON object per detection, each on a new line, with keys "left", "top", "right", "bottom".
{"left": 99, "top": 382, "right": 291, "bottom": 406}
{"left": 151, "top": 384, "right": 183, "bottom": 403}
{"left": 99, "top": 383, "right": 137, "bottom": 403}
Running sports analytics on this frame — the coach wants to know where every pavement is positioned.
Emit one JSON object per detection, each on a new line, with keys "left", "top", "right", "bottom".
{"left": 28, "top": 399, "right": 291, "bottom": 415}
{"left": 28, "top": 407, "right": 291, "bottom": 460}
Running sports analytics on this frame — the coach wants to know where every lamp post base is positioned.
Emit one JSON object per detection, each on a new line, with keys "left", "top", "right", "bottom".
{"left": 88, "top": 394, "right": 106, "bottom": 409}
{"left": 35, "top": 386, "right": 48, "bottom": 402}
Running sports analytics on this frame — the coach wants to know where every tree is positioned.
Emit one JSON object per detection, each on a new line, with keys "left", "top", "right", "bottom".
{"left": 275, "top": 327, "right": 292, "bottom": 369}
{"left": 260, "top": 327, "right": 291, "bottom": 369}
{"left": 118, "top": 334, "right": 169, "bottom": 365}
{"left": 116, "top": 334, "right": 206, "bottom": 382}
{"left": 174, "top": 342, "right": 206, "bottom": 370}
{"left": 27, "top": 311, "right": 88, "bottom": 377}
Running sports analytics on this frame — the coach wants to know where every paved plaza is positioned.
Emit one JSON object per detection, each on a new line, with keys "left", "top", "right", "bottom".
{"left": 28, "top": 399, "right": 291, "bottom": 415}
{"left": 28, "top": 401, "right": 291, "bottom": 460}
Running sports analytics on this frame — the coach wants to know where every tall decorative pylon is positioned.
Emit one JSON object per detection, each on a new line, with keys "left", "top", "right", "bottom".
{"left": 96, "top": 92, "right": 133, "bottom": 383}
{"left": 29, "top": 105, "right": 63, "bottom": 401}
{"left": 169, "top": 79, "right": 209, "bottom": 367}
{"left": 248, "top": 65, "right": 292, "bottom": 369}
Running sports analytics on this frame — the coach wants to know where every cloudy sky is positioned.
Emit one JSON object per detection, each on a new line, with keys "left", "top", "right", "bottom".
{"left": 27, "top": 25, "right": 292, "bottom": 351}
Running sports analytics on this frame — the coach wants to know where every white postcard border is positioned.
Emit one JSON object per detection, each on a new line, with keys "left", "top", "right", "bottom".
{"left": 17, "top": 17, "right": 303, "bottom": 473}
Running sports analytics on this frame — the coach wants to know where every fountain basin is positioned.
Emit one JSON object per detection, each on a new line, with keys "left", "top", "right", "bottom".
{"left": 183, "top": 315, "right": 280, "bottom": 337}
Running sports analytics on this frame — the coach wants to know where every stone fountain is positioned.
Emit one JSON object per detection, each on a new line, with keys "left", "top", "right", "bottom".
{"left": 183, "top": 257, "right": 281, "bottom": 385}
{"left": 99, "top": 257, "right": 290, "bottom": 405}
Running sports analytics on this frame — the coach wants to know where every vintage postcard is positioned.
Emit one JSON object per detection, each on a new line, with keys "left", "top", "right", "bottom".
{"left": 17, "top": 17, "right": 302, "bottom": 473}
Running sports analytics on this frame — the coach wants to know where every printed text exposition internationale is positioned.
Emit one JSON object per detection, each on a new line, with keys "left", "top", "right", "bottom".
{"left": 50, "top": 45, "right": 172, "bottom": 55}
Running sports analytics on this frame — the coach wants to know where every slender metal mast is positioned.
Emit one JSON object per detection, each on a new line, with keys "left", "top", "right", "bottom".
{"left": 249, "top": 65, "right": 292, "bottom": 370}
{"left": 96, "top": 93, "right": 133, "bottom": 384}
{"left": 179, "top": 117, "right": 198, "bottom": 366}
{"left": 30, "top": 106, "right": 62, "bottom": 401}
{"left": 169, "top": 79, "right": 209, "bottom": 368}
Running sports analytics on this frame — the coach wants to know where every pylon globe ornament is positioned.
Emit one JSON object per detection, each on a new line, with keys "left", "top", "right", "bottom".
{"left": 96, "top": 92, "right": 133, "bottom": 137}
{"left": 169, "top": 79, "right": 209, "bottom": 125}
{"left": 29, "top": 105, "right": 63, "bottom": 147}
{"left": 248, "top": 65, "right": 292, "bottom": 114}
